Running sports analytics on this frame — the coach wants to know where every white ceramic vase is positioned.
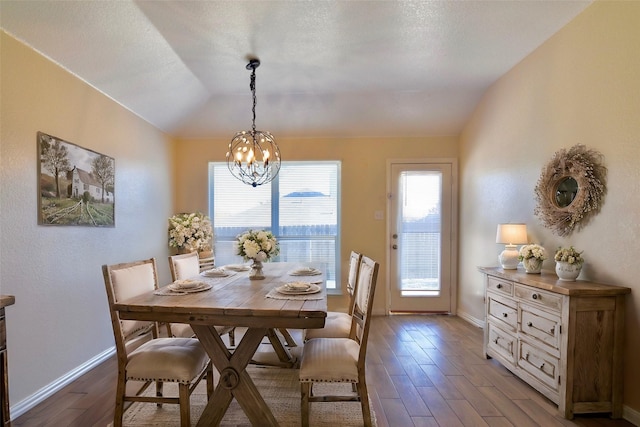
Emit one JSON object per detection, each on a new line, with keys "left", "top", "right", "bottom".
{"left": 249, "top": 259, "right": 265, "bottom": 280}
{"left": 523, "top": 257, "right": 543, "bottom": 274}
{"left": 555, "top": 261, "right": 581, "bottom": 281}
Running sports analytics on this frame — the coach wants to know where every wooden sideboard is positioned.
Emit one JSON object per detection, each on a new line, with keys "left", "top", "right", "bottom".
{"left": 1, "top": 295, "right": 15, "bottom": 427}
{"left": 479, "top": 267, "right": 630, "bottom": 419}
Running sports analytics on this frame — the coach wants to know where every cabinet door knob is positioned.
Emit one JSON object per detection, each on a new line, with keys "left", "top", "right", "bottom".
{"left": 532, "top": 294, "right": 539, "bottom": 300}
{"left": 527, "top": 321, "right": 533, "bottom": 327}
{"left": 503, "top": 313, "right": 508, "bottom": 318}
{"left": 550, "top": 327, "right": 555, "bottom": 334}
{"left": 494, "top": 338, "right": 499, "bottom": 344}
{"left": 496, "top": 284, "right": 502, "bottom": 289}
{"left": 540, "top": 363, "right": 545, "bottom": 369}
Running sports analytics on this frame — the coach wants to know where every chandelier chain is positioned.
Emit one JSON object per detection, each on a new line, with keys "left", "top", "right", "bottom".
{"left": 250, "top": 67, "right": 257, "bottom": 134}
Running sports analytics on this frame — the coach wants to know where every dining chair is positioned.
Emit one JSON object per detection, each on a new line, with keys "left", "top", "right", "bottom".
{"left": 168, "top": 252, "right": 236, "bottom": 346}
{"left": 299, "top": 255, "right": 379, "bottom": 427}
{"left": 303, "top": 251, "right": 362, "bottom": 340}
{"left": 102, "top": 258, "right": 213, "bottom": 427}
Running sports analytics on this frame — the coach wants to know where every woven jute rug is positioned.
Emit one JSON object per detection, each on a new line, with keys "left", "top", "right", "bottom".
{"left": 112, "top": 365, "right": 376, "bottom": 426}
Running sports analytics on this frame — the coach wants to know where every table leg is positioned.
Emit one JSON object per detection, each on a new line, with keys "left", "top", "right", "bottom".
{"left": 192, "top": 325, "right": 280, "bottom": 427}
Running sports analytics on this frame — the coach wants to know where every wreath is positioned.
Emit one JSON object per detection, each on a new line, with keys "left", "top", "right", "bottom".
{"left": 534, "top": 144, "right": 607, "bottom": 236}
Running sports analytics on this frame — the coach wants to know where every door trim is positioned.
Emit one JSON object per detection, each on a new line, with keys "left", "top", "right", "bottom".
{"left": 385, "top": 158, "right": 458, "bottom": 315}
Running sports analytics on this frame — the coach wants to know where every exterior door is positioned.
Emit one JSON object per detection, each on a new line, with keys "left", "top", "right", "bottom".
{"left": 388, "top": 161, "right": 456, "bottom": 313}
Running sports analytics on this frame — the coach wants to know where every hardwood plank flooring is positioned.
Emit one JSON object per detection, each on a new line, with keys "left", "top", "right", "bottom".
{"left": 12, "top": 315, "right": 636, "bottom": 426}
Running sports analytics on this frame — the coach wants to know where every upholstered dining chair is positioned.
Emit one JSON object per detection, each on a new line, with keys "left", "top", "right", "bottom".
{"left": 303, "top": 251, "right": 362, "bottom": 341}
{"left": 299, "top": 255, "right": 379, "bottom": 427}
{"left": 102, "top": 258, "right": 213, "bottom": 427}
{"left": 168, "top": 252, "right": 236, "bottom": 345}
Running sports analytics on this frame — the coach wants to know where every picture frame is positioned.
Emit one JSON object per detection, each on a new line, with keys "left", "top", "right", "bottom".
{"left": 37, "top": 131, "right": 115, "bottom": 227}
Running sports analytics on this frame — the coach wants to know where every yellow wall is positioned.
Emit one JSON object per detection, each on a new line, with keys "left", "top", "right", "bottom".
{"left": 459, "top": 1, "right": 640, "bottom": 414}
{"left": 0, "top": 32, "right": 174, "bottom": 408}
{"left": 171, "top": 136, "right": 458, "bottom": 312}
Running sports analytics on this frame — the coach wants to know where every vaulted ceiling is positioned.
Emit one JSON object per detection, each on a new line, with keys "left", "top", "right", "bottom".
{"left": 1, "top": 1, "right": 592, "bottom": 139}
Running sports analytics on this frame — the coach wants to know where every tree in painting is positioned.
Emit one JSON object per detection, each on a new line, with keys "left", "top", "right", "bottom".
{"left": 40, "top": 134, "right": 71, "bottom": 198}
{"left": 91, "top": 155, "right": 115, "bottom": 203}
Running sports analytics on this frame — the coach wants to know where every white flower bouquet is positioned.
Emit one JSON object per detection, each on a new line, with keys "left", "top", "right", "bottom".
{"left": 554, "top": 246, "right": 584, "bottom": 265}
{"left": 518, "top": 244, "right": 547, "bottom": 261}
{"left": 168, "top": 212, "right": 213, "bottom": 252}
{"left": 235, "top": 229, "right": 279, "bottom": 262}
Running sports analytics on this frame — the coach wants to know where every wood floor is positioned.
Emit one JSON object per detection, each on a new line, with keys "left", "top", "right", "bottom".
{"left": 12, "top": 315, "right": 635, "bottom": 427}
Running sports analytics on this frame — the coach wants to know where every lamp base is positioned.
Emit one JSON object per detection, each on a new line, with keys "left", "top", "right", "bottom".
{"left": 499, "top": 245, "right": 520, "bottom": 269}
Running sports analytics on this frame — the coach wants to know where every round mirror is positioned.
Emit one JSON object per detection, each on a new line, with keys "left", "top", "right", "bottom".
{"left": 555, "top": 176, "right": 579, "bottom": 208}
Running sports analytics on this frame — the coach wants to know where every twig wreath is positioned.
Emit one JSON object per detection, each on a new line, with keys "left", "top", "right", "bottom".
{"left": 534, "top": 144, "right": 607, "bottom": 236}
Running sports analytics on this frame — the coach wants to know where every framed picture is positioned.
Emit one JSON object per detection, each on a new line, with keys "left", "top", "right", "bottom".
{"left": 37, "top": 131, "right": 115, "bottom": 227}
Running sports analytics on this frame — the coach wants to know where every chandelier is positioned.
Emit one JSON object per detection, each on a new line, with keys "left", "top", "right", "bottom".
{"left": 226, "top": 58, "right": 281, "bottom": 187}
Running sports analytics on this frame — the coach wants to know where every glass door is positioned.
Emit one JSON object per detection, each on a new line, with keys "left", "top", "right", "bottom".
{"left": 388, "top": 162, "right": 455, "bottom": 312}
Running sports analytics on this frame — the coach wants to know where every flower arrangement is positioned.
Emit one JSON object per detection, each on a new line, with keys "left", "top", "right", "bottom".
{"left": 235, "top": 229, "right": 279, "bottom": 262}
{"left": 168, "top": 212, "right": 213, "bottom": 252}
{"left": 518, "top": 244, "right": 547, "bottom": 261}
{"left": 554, "top": 246, "right": 584, "bottom": 265}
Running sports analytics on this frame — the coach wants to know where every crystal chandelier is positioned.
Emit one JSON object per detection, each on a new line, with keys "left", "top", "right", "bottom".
{"left": 226, "top": 58, "right": 281, "bottom": 187}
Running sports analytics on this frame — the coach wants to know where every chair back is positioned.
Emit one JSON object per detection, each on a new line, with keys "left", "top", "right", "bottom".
{"left": 349, "top": 256, "right": 379, "bottom": 357}
{"left": 102, "top": 259, "right": 159, "bottom": 358}
{"left": 346, "top": 251, "right": 362, "bottom": 315}
{"left": 168, "top": 252, "right": 200, "bottom": 281}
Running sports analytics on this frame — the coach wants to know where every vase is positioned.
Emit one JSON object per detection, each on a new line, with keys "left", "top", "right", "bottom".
{"left": 523, "top": 258, "right": 543, "bottom": 274}
{"left": 249, "top": 259, "right": 265, "bottom": 280}
{"left": 555, "top": 261, "right": 581, "bottom": 281}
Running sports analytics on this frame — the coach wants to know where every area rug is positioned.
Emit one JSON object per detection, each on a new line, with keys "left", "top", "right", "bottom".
{"left": 115, "top": 366, "right": 376, "bottom": 426}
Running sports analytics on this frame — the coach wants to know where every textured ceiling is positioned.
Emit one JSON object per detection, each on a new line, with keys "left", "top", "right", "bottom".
{"left": 1, "top": 1, "right": 592, "bottom": 139}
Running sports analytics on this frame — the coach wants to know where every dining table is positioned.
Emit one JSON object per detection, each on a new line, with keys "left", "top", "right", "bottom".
{"left": 113, "top": 261, "right": 327, "bottom": 427}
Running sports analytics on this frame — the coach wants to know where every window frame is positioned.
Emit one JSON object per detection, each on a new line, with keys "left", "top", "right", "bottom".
{"left": 208, "top": 161, "right": 342, "bottom": 295}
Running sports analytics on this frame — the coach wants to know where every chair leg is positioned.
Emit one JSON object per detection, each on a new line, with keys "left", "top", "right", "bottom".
{"left": 356, "top": 380, "right": 373, "bottom": 427}
{"left": 179, "top": 383, "right": 191, "bottom": 427}
{"left": 206, "top": 363, "right": 214, "bottom": 399}
{"left": 301, "top": 382, "right": 311, "bottom": 427}
{"left": 113, "top": 375, "right": 126, "bottom": 427}
{"left": 228, "top": 328, "right": 235, "bottom": 347}
{"left": 156, "top": 380, "right": 163, "bottom": 407}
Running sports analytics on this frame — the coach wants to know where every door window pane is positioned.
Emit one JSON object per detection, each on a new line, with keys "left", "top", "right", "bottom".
{"left": 398, "top": 171, "right": 441, "bottom": 296}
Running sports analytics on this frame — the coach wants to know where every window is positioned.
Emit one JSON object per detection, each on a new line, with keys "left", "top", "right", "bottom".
{"left": 209, "top": 161, "right": 341, "bottom": 291}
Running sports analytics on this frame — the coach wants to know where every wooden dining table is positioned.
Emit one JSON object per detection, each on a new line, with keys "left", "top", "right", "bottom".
{"left": 113, "top": 262, "right": 327, "bottom": 427}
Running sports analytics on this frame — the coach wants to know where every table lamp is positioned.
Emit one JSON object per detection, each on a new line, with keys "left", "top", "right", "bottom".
{"left": 496, "top": 223, "right": 528, "bottom": 269}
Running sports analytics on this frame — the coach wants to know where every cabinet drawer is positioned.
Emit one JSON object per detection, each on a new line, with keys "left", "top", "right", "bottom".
{"left": 520, "top": 303, "right": 561, "bottom": 350}
{"left": 518, "top": 340, "right": 560, "bottom": 391}
{"left": 487, "top": 276, "right": 513, "bottom": 296}
{"left": 488, "top": 294, "right": 518, "bottom": 330}
{"left": 514, "top": 284, "right": 562, "bottom": 313}
{"left": 487, "top": 323, "right": 516, "bottom": 365}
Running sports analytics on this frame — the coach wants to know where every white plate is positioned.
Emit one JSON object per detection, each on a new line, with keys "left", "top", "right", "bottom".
{"left": 276, "top": 283, "right": 321, "bottom": 295}
{"left": 168, "top": 282, "right": 211, "bottom": 293}
{"left": 289, "top": 268, "right": 322, "bottom": 276}
{"left": 223, "top": 264, "right": 251, "bottom": 272}
{"left": 172, "top": 279, "right": 203, "bottom": 289}
{"left": 200, "top": 268, "right": 229, "bottom": 277}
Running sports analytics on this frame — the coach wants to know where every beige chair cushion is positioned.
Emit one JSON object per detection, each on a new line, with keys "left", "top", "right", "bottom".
{"left": 304, "top": 311, "right": 351, "bottom": 340}
{"left": 299, "top": 338, "right": 360, "bottom": 383}
{"left": 173, "top": 255, "right": 200, "bottom": 279}
{"left": 127, "top": 337, "right": 209, "bottom": 384}
{"left": 111, "top": 262, "right": 156, "bottom": 339}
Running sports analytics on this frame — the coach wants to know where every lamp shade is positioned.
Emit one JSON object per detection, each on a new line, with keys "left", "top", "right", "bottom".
{"left": 496, "top": 223, "right": 528, "bottom": 245}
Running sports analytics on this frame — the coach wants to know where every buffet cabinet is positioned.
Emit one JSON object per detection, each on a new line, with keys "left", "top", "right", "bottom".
{"left": 1, "top": 295, "right": 15, "bottom": 427}
{"left": 479, "top": 267, "right": 630, "bottom": 419}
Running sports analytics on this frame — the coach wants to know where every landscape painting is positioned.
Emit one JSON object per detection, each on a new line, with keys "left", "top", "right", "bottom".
{"left": 38, "top": 132, "right": 115, "bottom": 227}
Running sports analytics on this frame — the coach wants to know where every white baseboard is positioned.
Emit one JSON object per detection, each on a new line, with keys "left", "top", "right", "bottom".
{"left": 10, "top": 346, "right": 115, "bottom": 420}
{"left": 624, "top": 404, "right": 640, "bottom": 426}
{"left": 457, "top": 309, "right": 484, "bottom": 328}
